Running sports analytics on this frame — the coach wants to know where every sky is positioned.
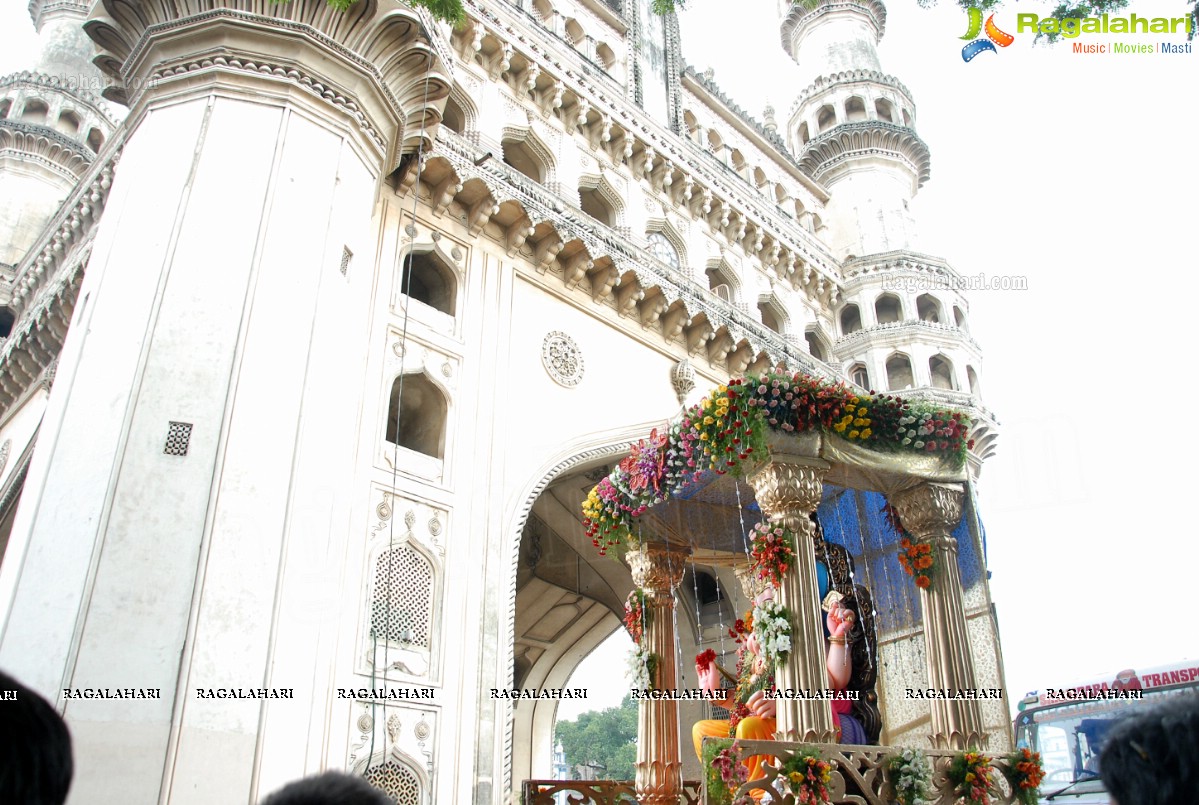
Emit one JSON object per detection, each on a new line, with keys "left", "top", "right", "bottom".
{"left": 4, "top": 0, "right": 1198, "bottom": 738}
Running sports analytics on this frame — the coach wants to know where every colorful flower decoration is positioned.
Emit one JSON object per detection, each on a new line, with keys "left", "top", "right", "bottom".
{"left": 583, "top": 371, "right": 973, "bottom": 555}
{"left": 623, "top": 589, "right": 649, "bottom": 645}
{"left": 947, "top": 750, "right": 997, "bottom": 805}
{"left": 780, "top": 748, "right": 833, "bottom": 805}
{"left": 1003, "top": 748, "right": 1046, "bottom": 805}
{"left": 750, "top": 521, "right": 796, "bottom": 587}
{"left": 886, "top": 503, "right": 937, "bottom": 591}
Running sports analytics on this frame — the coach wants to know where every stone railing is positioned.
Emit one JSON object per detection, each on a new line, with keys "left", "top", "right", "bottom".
{"left": 834, "top": 319, "right": 981, "bottom": 353}
{"left": 520, "top": 779, "right": 702, "bottom": 804}
{"left": 703, "top": 741, "right": 1033, "bottom": 804}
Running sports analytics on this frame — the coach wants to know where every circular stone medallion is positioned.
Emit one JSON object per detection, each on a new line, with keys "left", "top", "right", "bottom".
{"left": 541, "top": 331, "right": 584, "bottom": 388}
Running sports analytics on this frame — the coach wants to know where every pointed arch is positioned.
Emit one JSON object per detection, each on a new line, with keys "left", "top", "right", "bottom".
{"left": 576, "top": 171, "right": 625, "bottom": 229}
{"left": 357, "top": 749, "right": 431, "bottom": 805}
{"left": 644, "top": 218, "right": 689, "bottom": 276}
{"left": 500, "top": 124, "right": 557, "bottom": 186}
{"left": 885, "top": 352, "right": 914, "bottom": 391}
{"left": 757, "top": 294, "right": 789, "bottom": 335}
{"left": 929, "top": 354, "right": 955, "bottom": 390}
{"left": 704, "top": 256, "right": 741, "bottom": 303}
{"left": 804, "top": 327, "right": 831, "bottom": 362}
{"left": 386, "top": 372, "right": 448, "bottom": 459}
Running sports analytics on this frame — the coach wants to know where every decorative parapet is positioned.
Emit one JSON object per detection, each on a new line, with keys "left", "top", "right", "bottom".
{"left": 0, "top": 119, "right": 95, "bottom": 182}
{"left": 781, "top": 0, "right": 889, "bottom": 51}
{"left": 788, "top": 70, "right": 915, "bottom": 121}
{"left": 798, "top": 121, "right": 931, "bottom": 188}
{"left": 682, "top": 65, "right": 791, "bottom": 157}
{"left": 429, "top": 130, "right": 838, "bottom": 378}
{"left": 702, "top": 741, "right": 1029, "bottom": 803}
{"left": 834, "top": 319, "right": 982, "bottom": 354}
{"left": 842, "top": 250, "right": 964, "bottom": 285}
{"left": 0, "top": 70, "right": 124, "bottom": 128}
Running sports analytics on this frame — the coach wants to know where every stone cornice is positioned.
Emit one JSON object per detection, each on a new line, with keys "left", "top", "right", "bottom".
{"left": 833, "top": 319, "right": 981, "bottom": 354}
{"left": 28, "top": 0, "right": 88, "bottom": 29}
{"left": 83, "top": 1, "right": 454, "bottom": 171}
{"left": 798, "top": 120, "right": 930, "bottom": 188}
{"left": 0, "top": 119, "right": 94, "bottom": 182}
{"left": 781, "top": 0, "right": 888, "bottom": 53}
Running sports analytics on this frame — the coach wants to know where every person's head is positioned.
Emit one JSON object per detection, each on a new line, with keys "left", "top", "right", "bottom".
{"left": 0, "top": 669, "right": 73, "bottom": 805}
{"left": 1099, "top": 693, "right": 1199, "bottom": 805}
{"left": 259, "top": 771, "right": 392, "bottom": 805}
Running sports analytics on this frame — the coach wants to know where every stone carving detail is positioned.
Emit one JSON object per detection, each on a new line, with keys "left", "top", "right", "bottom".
{"left": 540, "top": 331, "right": 584, "bottom": 388}
{"left": 669, "top": 359, "right": 695, "bottom": 404}
{"left": 0, "top": 440, "right": 10, "bottom": 478}
{"left": 889, "top": 483, "right": 963, "bottom": 540}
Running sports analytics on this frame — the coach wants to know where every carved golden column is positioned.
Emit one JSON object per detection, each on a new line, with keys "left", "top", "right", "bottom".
{"left": 747, "top": 451, "right": 836, "bottom": 742}
{"left": 627, "top": 542, "right": 689, "bottom": 804}
{"left": 889, "top": 482, "right": 987, "bottom": 750}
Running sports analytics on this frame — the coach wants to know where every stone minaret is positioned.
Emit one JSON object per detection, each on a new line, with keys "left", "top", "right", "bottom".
{"left": 0, "top": 1, "right": 120, "bottom": 270}
{"left": 780, "top": 0, "right": 927, "bottom": 260}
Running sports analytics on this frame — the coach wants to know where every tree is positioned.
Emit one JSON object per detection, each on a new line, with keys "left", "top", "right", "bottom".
{"left": 555, "top": 697, "right": 639, "bottom": 780}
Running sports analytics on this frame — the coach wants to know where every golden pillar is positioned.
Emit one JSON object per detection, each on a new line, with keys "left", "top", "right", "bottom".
{"left": 889, "top": 482, "right": 987, "bottom": 750}
{"left": 747, "top": 452, "right": 836, "bottom": 743}
{"left": 627, "top": 542, "right": 689, "bottom": 804}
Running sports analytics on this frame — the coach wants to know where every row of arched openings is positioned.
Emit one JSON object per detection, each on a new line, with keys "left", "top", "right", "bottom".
{"left": 0, "top": 96, "right": 105, "bottom": 152}
{"left": 839, "top": 294, "right": 968, "bottom": 336}
{"left": 848, "top": 355, "right": 980, "bottom": 395}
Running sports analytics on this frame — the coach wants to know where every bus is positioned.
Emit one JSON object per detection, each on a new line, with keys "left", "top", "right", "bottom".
{"left": 1013, "top": 660, "right": 1199, "bottom": 802}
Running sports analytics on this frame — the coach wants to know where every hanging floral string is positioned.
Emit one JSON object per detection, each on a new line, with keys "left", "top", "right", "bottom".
{"left": 751, "top": 596, "right": 792, "bottom": 670}
{"left": 749, "top": 521, "right": 796, "bottom": 587}
{"left": 779, "top": 748, "right": 833, "bottom": 805}
{"left": 946, "top": 751, "right": 997, "bottom": 805}
{"left": 885, "top": 748, "right": 934, "bottom": 805}
{"left": 1003, "top": 748, "right": 1046, "bottom": 805}
{"left": 583, "top": 371, "right": 973, "bottom": 555}
{"left": 623, "top": 589, "right": 649, "bottom": 644}
{"left": 703, "top": 739, "right": 753, "bottom": 805}
{"left": 884, "top": 502, "right": 938, "bottom": 591}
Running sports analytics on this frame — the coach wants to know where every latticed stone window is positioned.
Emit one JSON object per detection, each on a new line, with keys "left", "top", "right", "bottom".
{"left": 364, "top": 761, "right": 421, "bottom": 804}
{"left": 371, "top": 546, "right": 433, "bottom": 648}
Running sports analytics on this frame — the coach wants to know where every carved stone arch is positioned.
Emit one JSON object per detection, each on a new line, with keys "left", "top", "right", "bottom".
{"left": 643, "top": 218, "right": 689, "bottom": 275}
{"left": 441, "top": 82, "right": 478, "bottom": 135}
{"left": 500, "top": 123, "right": 558, "bottom": 185}
{"left": 704, "top": 255, "right": 742, "bottom": 303}
{"left": 804, "top": 324, "right": 832, "bottom": 362}
{"left": 884, "top": 350, "right": 915, "bottom": 390}
{"left": 385, "top": 370, "right": 450, "bottom": 459}
{"left": 363, "top": 530, "right": 443, "bottom": 682}
{"left": 398, "top": 235, "right": 463, "bottom": 318}
{"left": 498, "top": 423, "right": 687, "bottom": 798}
{"left": 356, "top": 748, "right": 431, "bottom": 805}
{"left": 576, "top": 170, "right": 626, "bottom": 228}
{"left": 756, "top": 293, "right": 790, "bottom": 335}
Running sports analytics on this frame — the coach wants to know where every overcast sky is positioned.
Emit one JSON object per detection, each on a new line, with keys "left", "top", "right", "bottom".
{"left": 3, "top": 0, "right": 1197, "bottom": 736}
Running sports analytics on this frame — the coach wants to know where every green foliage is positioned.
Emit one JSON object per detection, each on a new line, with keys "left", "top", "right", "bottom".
{"left": 408, "top": 0, "right": 467, "bottom": 26}
{"left": 702, "top": 738, "right": 738, "bottom": 805}
{"left": 555, "top": 697, "right": 639, "bottom": 780}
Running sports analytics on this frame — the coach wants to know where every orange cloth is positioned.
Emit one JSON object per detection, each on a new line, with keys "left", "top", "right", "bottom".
{"left": 691, "top": 716, "right": 776, "bottom": 800}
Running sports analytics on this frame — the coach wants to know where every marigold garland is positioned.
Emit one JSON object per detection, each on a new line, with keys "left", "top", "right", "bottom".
{"left": 946, "top": 750, "right": 997, "bottom": 805}
{"left": 583, "top": 372, "right": 973, "bottom": 556}
{"left": 886, "top": 503, "right": 937, "bottom": 590}
{"left": 780, "top": 748, "right": 833, "bottom": 805}
{"left": 1003, "top": 748, "right": 1046, "bottom": 805}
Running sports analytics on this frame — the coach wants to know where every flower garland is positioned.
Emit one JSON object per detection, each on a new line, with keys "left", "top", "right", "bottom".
{"left": 623, "top": 589, "right": 649, "bottom": 645}
{"left": 583, "top": 371, "right": 973, "bottom": 555}
{"left": 704, "top": 739, "right": 753, "bottom": 805}
{"left": 1003, "top": 748, "right": 1046, "bottom": 805}
{"left": 885, "top": 748, "right": 934, "bottom": 805}
{"left": 627, "top": 646, "right": 658, "bottom": 692}
{"left": 779, "top": 747, "right": 832, "bottom": 805}
{"left": 885, "top": 503, "right": 938, "bottom": 590}
{"left": 947, "top": 751, "right": 997, "bottom": 805}
{"left": 751, "top": 597, "right": 792, "bottom": 669}
{"left": 749, "top": 522, "right": 795, "bottom": 587}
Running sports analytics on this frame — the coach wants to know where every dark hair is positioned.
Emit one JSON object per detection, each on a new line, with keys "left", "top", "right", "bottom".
{"left": 260, "top": 772, "right": 393, "bottom": 805}
{"left": 0, "top": 669, "right": 73, "bottom": 805}
{"left": 1099, "top": 692, "right": 1199, "bottom": 805}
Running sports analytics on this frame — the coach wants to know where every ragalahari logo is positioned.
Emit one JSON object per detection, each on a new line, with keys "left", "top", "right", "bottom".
{"left": 961, "top": 8, "right": 1015, "bottom": 61}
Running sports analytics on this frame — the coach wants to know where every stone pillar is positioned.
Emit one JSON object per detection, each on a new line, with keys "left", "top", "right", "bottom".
{"left": 627, "top": 542, "right": 689, "bottom": 805}
{"left": 747, "top": 451, "right": 835, "bottom": 743}
{"left": 888, "top": 482, "right": 987, "bottom": 750}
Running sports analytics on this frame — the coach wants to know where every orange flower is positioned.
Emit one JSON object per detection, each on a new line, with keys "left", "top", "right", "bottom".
{"left": 916, "top": 556, "right": 933, "bottom": 570}
{"left": 900, "top": 538, "right": 912, "bottom": 549}
{"left": 918, "top": 543, "right": 932, "bottom": 554}
{"left": 915, "top": 575, "right": 931, "bottom": 589}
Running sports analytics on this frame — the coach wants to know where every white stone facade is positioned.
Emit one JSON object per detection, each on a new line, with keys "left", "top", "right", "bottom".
{"left": 0, "top": 0, "right": 1004, "bottom": 803}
